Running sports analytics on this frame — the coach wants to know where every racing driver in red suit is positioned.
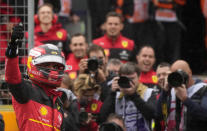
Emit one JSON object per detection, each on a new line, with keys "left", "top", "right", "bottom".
{"left": 5, "top": 24, "right": 66, "bottom": 131}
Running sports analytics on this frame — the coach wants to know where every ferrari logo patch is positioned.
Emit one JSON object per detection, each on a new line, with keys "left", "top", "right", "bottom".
{"left": 122, "top": 41, "right": 128, "bottom": 48}
{"left": 91, "top": 103, "right": 98, "bottom": 112}
{"left": 152, "top": 75, "right": 158, "bottom": 83}
{"left": 56, "top": 31, "right": 63, "bottom": 39}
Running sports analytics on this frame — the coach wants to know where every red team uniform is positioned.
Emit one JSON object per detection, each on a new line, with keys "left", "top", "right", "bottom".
{"left": 93, "top": 34, "right": 135, "bottom": 63}
{"left": 65, "top": 53, "right": 87, "bottom": 79}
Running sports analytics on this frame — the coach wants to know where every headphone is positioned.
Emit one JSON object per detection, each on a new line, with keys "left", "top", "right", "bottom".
{"left": 34, "top": 14, "right": 58, "bottom": 25}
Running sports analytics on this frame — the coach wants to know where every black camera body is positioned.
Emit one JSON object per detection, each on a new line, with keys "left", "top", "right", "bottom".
{"left": 99, "top": 122, "right": 123, "bottom": 131}
{"left": 167, "top": 69, "right": 189, "bottom": 87}
{"left": 118, "top": 76, "right": 131, "bottom": 88}
{"left": 87, "top": 57, "right": 103, "bottom": 71}
{"left": 108, "top": 71, "right": 118, "bottom": 80}
{"left": 79, "top": 108, "right": 88, "bottom": 126}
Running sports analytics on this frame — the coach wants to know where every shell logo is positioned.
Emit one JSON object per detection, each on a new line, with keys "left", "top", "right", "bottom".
{"left": 91, "top": 103, "right": 98, "bottom": 112}
{"left": 121, "top": 41, "right": 128, "bottom": 48}
{"left": 56, "top": 31, "right": 63, "bottom": 39}
{"left": 29, "top": 74, "right": 34, "bottom": 78}
{"left": 40, "top": 106, "right": 48, "bottom": 116}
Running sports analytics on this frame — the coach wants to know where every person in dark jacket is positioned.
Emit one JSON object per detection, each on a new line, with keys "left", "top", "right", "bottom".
{"left": 157, "top": 60, "right": 207, "bottom": 131}
{"left": 57, "top": 88, "right": 79, "bottom": 131}
{"left": 100, "top": 58, "right": 122, "bottom": 102}
{"left": 5, "top": 24, "right": 66, "bottom": 131}
{"left": 100, "top": 62, "right": 156, "bottom": 131}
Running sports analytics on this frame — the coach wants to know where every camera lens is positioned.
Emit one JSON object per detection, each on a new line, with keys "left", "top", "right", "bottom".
{"left": 88, "top": 58, "right": 99, "bottom": 71}
{"left": 79, "top": 111, "right": 88, "bottom": 124}
{"left": 118, "top": 76, "right": 130, "bottom": 88}
{"left": 167, "top": 70, "right": 189, "bottom": 87}
{"left": 100, "top": 122, "right": 123, "bottom": 131}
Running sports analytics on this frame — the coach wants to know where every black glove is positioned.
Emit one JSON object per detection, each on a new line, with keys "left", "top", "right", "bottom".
{"left": 10, "top": 23, "right": 24, "bottom": 43}
{"left": 6, "top": 23, "right": 24, "bottom": 58}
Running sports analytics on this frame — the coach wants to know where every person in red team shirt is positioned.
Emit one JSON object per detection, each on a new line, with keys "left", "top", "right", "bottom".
{"left": 93, "top": 11, "right": 136, "bottom": 63}
{"left": 65, "top": 33, "right": 88, "bottom": 80}
{"left": 74, "top": 74, "right": 103, "bottom": 131}
{"left": 136, "top": 45, "right": 158, "bottom": 89}
{"left": 25, "top": 3, "right": 70, "bottom": 57}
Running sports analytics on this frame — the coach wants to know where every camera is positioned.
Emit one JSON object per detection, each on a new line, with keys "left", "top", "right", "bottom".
{"left": 79, "top": 108, "right": 88, "bottom": 126}
{"left": 99, "top": 122, "right": 123, "bottom": 131}
{"left": 167, "top": 69, "right": 189, "bottom": 87}
{"left": 118, "top": 76, "right": 131, "bottom": 88}
{"left": 108, "top": 71, "right": 118, "bottom": 80}
{"left": 87, "top": 57, "right": 103, "bottom": 71}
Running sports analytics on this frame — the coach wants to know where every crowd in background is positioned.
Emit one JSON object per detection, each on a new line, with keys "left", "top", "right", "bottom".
{"left": 0, "top": 0, "right": 207, "bottom": 131}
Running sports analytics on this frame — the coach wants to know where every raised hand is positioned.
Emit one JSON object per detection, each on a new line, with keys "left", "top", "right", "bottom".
{"left": 10, "top": 23, "right": 24, "bottom": 43}
{"left": 6, "top": 23, "right": 24, "bottom": 58}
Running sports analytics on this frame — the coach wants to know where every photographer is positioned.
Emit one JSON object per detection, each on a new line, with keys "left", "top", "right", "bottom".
{"left": 100, "top": 58, "right": 123, "bottom": 102}
{"left": 157, "top": 60, "right": 207, "bottom": 131}
{"left": 73, "top": 74, "right": 103, "bottom": 131}
{"left": 155, "top": 62, "right": 174, "bottom": 131}
{"left": 56, "top": 88, "right": 79, "bottom": 131}
{"left": 100, "top": 62, "right": 156, "bottom": 131}
{"left": 79, "top": 44, "right": 107, "bottom": 83}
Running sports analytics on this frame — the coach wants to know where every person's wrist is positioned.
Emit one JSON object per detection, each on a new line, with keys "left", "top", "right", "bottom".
{"left": 6, "top": 42, "right": 19, "bottom": 58}
{"left": 181, "top": 95, "right": 188, "bottom": 102}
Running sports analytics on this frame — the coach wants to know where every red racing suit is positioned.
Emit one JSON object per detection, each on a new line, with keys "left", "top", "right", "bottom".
{"left": 5, "top": 56, "right": 64, "bottom": 131}
{"left": 93, "top": 34, "right": 136, "bottom": 63}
